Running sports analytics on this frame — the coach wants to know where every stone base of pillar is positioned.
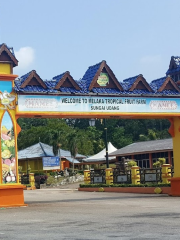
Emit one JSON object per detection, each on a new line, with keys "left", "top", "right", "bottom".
{"left": 0, "top": 184, "right": 27, "bottom": 208}
{"left": 169, "top": 177, "right": 180, "bottom": 196}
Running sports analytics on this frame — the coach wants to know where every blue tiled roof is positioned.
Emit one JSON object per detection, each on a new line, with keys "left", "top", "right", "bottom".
{"left": 18, "top": 71, "right": 32, "bottom": 84}
{"left": 172, "top": 56, "right": 180, "bottom": 67}
{"left": 160, "top": 89, "right": 180, "bottom": 95}
{"left": 166, "top": 56, "right": 180, "bottom": 75}
{"left": 166, "top": 67, "right": 180, "bottom": 75}
{"left": 122, "top": 75, "right": 139, "bottom": 90}
{"left": 18, "top": 142, "right": 85, "bottom": 162}
{"left": 92, "top": 88, "right": 121, "bottom": 94}
{"left": 81, "top": 61, "right": 102, "bottom": 89}
{"left": 150, "top": 77, "right": 166, "bottom": 92}
{"left": 15, "top": 71, "right": 82, "bottom": 94}
{"left": 52, "top": 72, "right": 66, "bottom": 83}
{"left": 14, "top": 80, "right": 50, "bottom": 93}
{"left": 13, "top": 60, "right": 180, "bottom": 96}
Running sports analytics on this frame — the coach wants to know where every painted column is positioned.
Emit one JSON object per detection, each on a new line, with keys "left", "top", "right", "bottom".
{"left": 0, "top": 44, "right": 26, "bottom": 207}
{"left": 84, "top": 170, "right": 91, "bottom": 184}
{"left": 172, "top": 117, "right": 180, "bottom": 178}
{"left": 0, "top": 76, "right": 18, "bottom": 184}
{"left": 162, "top": 164, "right": 171, "bottom": 184}
{"left": 131, "top": 166, "right": 140, "bottom": 185}
{"left": 170, "top": 117, "right": 180, "bottom": 196}
{"left": 105, "top": 168, "right": 113, "bottom": 185}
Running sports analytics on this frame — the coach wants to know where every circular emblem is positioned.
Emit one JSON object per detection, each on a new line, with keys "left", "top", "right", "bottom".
{"left": 97, "top": 73, "right": 109, "bottom": 86}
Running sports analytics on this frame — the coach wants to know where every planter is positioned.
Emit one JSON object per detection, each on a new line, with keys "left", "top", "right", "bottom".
{"left": 0, "top": 184, "right": 27, "bottom": 208}
{"left": 78, "top": 187, "right": 171, "bottom": 194}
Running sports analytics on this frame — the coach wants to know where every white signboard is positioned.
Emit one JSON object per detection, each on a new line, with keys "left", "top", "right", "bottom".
{"left": 17, "top": 95, "right": 180, "bottom": 113}
{"left": 145, "top": 173, "right": 157, "bottom": 182}
{"left": 117, "top": 175, "right": 128, "bottom": 182}
{"left": 94, "top": 176, "right": 103, "bottom": 183}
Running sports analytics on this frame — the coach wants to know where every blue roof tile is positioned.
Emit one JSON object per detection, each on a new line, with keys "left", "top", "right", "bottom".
{"left": 150, "top": 77, "right": 166, "bottom": 92}
{"left": 13, "top": 60, "right": 180, "bottom": 96}
{"left": 52, "top": 72, "right": 66, "bottom": 83}
{"left": 122, "top": 75, "right": 139, "bottom": 90}
{"left": 18, "top": 71, "right": 32, "bottom": 84}
{"left": 81, "top": 61, "right": 102, "bottom": 89}
{"left": 166, "top": 56, "right": 180, "bottom": 75}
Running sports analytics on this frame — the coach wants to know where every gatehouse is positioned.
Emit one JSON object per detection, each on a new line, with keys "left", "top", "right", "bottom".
{"left": 1, "top": 43, "right": 180, "bottom": 207}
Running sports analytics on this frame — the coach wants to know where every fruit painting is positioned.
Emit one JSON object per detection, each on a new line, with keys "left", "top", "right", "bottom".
{"left": 1, "top": 111, "right": 16, "bottom": 183}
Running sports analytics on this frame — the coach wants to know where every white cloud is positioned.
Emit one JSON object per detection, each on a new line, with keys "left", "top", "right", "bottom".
{"left": 140, "top": 55, "right": 162, "bottom": 64}
{"left": 15, "top": 47, "right": 35, "bottom": 69}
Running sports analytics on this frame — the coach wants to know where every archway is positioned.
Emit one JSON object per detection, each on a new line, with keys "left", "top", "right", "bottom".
{"left": 0, "top": 43, "right": 180, "bottom": 207}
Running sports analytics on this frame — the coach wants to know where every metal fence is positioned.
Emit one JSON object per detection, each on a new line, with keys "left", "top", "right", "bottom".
{"left": 139, "top": 168, "right": 162, "bottom": 184}
{"left": 113, "top": 168, "right": 131, "bottom": 184}
{"left": 90, "top": 169, "right": 106, "bottom": 184}
{"left": 89, "top": 167, "right": 173, "bottom": 184}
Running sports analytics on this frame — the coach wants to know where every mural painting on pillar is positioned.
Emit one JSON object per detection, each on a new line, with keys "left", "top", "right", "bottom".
{"left": 1, "top": 111, "right": 16, "bottom": 183}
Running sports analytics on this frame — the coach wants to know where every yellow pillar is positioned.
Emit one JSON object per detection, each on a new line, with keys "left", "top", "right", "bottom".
{"left": 161, "top": 164, "right": 171, "bottom": 184}
{"left": 170, "top": 117, "right": 180, "bottom": 196}
{"left": 84, "top": 170, "right": 91, "bottom": 184}
{"left": 172, "top": 117, "right": 180, "bottom": 178}
{"left": 131, "top": 166, "right": 140, "bottom": 185}
{"left": 105, "top": 168, "right": 113, "bottom": 185}
{"left": 29, "top": 173, "right": 35, "bottom": 189}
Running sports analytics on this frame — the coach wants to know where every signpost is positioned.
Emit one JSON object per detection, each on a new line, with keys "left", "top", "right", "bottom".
{"left": 42, "top": 157, "right": 60, "bottom": 170}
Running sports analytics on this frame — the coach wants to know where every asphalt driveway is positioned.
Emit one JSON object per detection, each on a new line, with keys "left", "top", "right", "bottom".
{"left": 0, "top": 189, "right": 179, "bottom": 240}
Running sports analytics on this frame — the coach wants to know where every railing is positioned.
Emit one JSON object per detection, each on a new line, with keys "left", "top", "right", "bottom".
{"left": 88, "top": 166, "right": 173, "bottom": 184}
{"left": 113, "top": 168, "right": 131, "bottom": 184}
{"left": 139, "top": 168, "right": 162, "bottom": 184}
{"left": 90, "top": 169, "right": 106, "bottom": 184}
{"left": 170, "top": 166, "right": 174, "bottom": 177}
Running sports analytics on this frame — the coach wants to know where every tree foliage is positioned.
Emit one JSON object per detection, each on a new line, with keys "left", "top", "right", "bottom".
{"left": 17, "top": 118, "right": 171, "bottom": 156}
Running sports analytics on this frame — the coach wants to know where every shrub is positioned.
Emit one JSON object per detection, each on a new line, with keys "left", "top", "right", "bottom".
{"left": 153, "top": 158, "right": 166, "bottom": 168}
{"left": 35, "top": 175, "right": 48, "bottom": 184}
{"left": 79, "top": 183, "right": 170, "bottom": 188}
{"left": 127, "top": 160, "right": 137, "bottom": 169}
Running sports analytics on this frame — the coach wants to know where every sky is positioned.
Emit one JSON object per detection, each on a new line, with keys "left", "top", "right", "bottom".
{"left": 1, "top": 0, "right": 180, "bottom": 83}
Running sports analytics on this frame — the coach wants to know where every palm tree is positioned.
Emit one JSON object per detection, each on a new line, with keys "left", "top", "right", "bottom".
{"left": 49, "top": 130, "right": 62, "bottom": 159}
{"left": 67, "top": 131, "right": 78, "bottom": 173}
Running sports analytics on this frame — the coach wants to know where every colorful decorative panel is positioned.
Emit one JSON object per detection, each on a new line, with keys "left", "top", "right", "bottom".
{"left": 1, "top": 111, "right": 16, "bottom": 183}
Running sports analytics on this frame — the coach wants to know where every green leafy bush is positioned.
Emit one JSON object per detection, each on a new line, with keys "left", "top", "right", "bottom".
{"left": 153, "top": 157, "right": 166, "bottom": 168}
{"left": 79, "top": 183, "right": 170, "bottom": 188}
{"left": 127, "top": 160, "right": 137, "bottom": 168}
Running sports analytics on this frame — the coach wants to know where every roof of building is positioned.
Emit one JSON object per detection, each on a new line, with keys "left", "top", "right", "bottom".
{"left": 18, "top": 142, "right": 86, "bottom": 164}
{"left": 0, "top": 43, "right": 18, "bottom": 67}
{"left": 166, "top": 56, "right": 180, "bottom": 75}
{"left": 109, "top": 138, "right": 173, "bottom": 157}
{"left": 14, "top": 60, "right": 180, "bottom": 96}
{"left": 0, "top": 48, "right": 176, "bottom": 96}
{"left": 0, "top": 43, "right": 15, "bottom": 56}
{"left": 83, "top": 142, "right": 117, "bottom": 163}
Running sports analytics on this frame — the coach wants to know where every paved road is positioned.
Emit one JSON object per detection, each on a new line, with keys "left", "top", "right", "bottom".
{"left": 0, "top": 189, "right": 180, "bottom": 240}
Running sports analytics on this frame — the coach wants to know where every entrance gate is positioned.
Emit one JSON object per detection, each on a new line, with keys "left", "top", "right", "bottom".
{"left": 0, "top": 43, "right": 180, "bottom": 207}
